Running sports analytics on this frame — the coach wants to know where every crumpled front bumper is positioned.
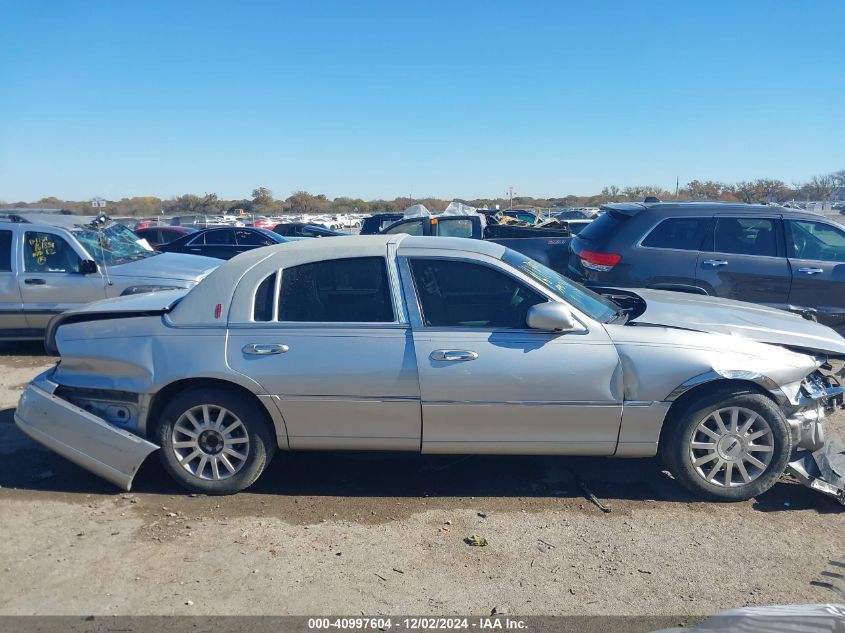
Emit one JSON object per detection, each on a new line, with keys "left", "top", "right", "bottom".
{"left": 14, "top": 370, "right": 159, "bottom": 491}
{"left": 785, "top": 372, "right": 845, "bottom": 505}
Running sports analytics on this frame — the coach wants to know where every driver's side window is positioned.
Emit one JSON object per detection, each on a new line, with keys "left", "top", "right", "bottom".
{"left": 409, "top": 258, "right": 545, "bottom": 328}
{"left": 24, "top": 231, "right": 80, "bottom": 273}
{"left": 788, "top": 220, "right": 845, "bottom": 263}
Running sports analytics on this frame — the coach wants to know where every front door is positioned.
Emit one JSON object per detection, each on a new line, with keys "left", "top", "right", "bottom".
{"left": 784, "top": 217, "right": 845, "bottom": 333}
{"left": 696, "top": 216, "right": 790, "bottom": 307}
{"left": 18, "top": 229, "right": 106, "bottom": 331}
{"left": 402, "top": 256, "right": 622, "bottom": 455}
{"left": 226, "top": 256, "right": 421, "bottom": 450}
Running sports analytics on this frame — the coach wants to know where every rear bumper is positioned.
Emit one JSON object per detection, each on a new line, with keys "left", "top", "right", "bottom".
{"left": 15, "top": 371, "right": 159, "bottom": 491}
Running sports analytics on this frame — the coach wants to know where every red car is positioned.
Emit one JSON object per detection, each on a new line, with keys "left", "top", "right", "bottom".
{"left": 135, "top": 220, "right": 162, "bottom": 230}
{"left": 134, "top": 225, "right": 198, "bottom": 250}
{"left": 249, "top": 217, "right": 277, "bottom": 230}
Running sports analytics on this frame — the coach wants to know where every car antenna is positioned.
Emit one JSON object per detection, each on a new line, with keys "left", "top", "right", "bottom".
{"left": 89, "top": 213, "right": 113, "bottom": 287}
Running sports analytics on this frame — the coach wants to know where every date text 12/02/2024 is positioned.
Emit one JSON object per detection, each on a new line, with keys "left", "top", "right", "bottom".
{"left": 307, "top": 618, "right": 528, "bottom": 630}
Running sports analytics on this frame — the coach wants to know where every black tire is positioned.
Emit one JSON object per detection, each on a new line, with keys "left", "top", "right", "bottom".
{"left": 660, "top": 387, "right": 792, "bottom": 502}
{"left": 155, "top": 387, "right": 277, "bottom": 494}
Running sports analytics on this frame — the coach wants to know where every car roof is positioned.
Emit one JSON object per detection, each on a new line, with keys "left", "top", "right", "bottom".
{"left": 601, "top": 201, "right": 828, "bottom": 221}
{"left": 0, "top": 213, "right": 100, "bottom": 230}
{"left": 169, "top": 234, "right": 505, "bottom": 326}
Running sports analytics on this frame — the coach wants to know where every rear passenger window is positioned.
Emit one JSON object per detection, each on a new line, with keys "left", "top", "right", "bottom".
{"left": 204, "top": 229, "right": 235, "bottom": 245}
{"left": 0, "top": 230, "right": 11, "bottom": 271}
{"left": 278, "top": 257, "right": 394, "bottom": 322}
{"left": 236, "top": 229, "right": 274, "bottom": 246}
{"left": 713, "top": 218, "right": 777, "bottom": 257}
{"left": 253, "top": 272, "right": 277, "bottom": 321}
{"left": 641, "top": 217, "right": 708, "bottom": 250}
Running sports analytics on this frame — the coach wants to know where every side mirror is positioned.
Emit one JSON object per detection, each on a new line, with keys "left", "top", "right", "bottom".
{"left": 79, "top": 259, "right": 98, "bottom": 275}
{"left": 526, "top": 302, "right": 580, "bottom": 333}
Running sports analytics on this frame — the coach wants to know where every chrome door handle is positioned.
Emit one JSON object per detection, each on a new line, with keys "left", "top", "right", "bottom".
{"left": 243, "top": 343, "right": 289, "bottom": 355}
{"left": 702, "top": 259, "right": 728, "bottom": 267}
{"left": 798, "top": 267, "right": 824, "bottom": 275}
{"left": 430, "top": 350, "right": 478, "bottom": 362}
{"left": 24, "top": 278, "right": 46, "bottom": 285}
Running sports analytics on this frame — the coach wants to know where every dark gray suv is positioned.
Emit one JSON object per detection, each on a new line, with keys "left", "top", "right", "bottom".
{"left": 568, "top": 201, "right": 845, "bottom": 334}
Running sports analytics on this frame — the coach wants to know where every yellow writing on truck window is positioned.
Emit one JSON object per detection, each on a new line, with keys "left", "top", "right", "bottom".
{"left": 28, "top": 236, "right": 57, "bottom": 265}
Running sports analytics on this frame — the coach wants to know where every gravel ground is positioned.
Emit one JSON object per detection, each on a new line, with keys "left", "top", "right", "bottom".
{"left": 0, "top": 341, "right": 843, "bottom": 617}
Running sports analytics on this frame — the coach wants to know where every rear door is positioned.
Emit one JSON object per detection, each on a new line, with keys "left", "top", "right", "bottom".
{"left": 18, "top": 229, "right": 107, "bottom": 331}
{"left": 696, "top": 215, "right": 790, "bottom": 307}
{"left": 226, "top": 256, "right": 421, "bottom": 450}
{"left": 186, "top": 228, "right": 236, "bottom": 259}
{"left": 631, "top": 216, "right": 711, "bottom": 292}
{"left": 784, "top": 217, "right": 845, "bottom": 332}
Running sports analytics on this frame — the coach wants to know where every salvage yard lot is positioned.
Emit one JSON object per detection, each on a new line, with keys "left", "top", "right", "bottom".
{"left": 0, "top": 342, "right": 843, "bottom": 616}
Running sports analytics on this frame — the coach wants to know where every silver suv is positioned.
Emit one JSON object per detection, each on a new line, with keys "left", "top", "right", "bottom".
{"left": 0, "top": 213, "right": 219, "bottom": 339}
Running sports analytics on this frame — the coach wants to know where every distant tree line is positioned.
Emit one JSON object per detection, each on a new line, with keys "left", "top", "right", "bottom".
{"left": 2, "top": 170, "right": 843, "bottom": 218}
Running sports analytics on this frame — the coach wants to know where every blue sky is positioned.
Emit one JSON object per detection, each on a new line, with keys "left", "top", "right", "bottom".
{"left": 0, "top": 0, "right": 842, "bottom": 202}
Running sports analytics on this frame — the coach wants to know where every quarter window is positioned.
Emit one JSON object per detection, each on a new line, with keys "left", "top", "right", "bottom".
{"left": 253, "top": 273, "right": 277, "bottom": 321}
{"left": 787, "top": 220, "right": 845, "bottom": 262}
{"left": 641, "top": 217, "right": 708, "bottom": 250}
{"left": 409, "top": 258, "right": 545, "bottom": 328}
{"left": 713, "top": 217, "right": 777, "bottom": 257}
{"left": 23, "top": 232, "right": 80, "bottom": 273}
{"left": 278, "top": 257, "right": 394, "bottom": 322}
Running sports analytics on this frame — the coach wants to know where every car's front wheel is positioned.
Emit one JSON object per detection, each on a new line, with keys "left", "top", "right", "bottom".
{"left": 661, "top": 388, "right": 792, "bottom": 502}
{"left": 155, "top": 387, "right": 276, "bottom": 494}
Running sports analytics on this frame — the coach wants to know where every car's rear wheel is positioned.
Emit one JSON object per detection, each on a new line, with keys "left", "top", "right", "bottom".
{"left": 155, "top": 387, "right": 276, "bottom": 494}
{"left": 661, "top": 388, "right": 792, "bottom": 501}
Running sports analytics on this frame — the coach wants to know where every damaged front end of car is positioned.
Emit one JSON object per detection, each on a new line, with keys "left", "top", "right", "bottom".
{"left": 784, "top": 368, "right": 845, "bottom": 505}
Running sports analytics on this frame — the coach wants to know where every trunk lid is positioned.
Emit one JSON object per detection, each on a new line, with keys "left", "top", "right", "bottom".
{"left": 44, "top": 289, "right": 187, "bottom": 355}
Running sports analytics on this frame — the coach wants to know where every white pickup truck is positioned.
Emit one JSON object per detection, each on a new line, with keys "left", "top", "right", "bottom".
{"left": 0, "top": 213, "right": 219, "bottom": 340}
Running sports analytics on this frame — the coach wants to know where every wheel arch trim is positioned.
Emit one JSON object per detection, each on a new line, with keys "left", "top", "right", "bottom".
{"left": 145, "top": 377, "right": 289, "bottom": 449}
{"left": 665, "top": 370, "right": 788, "bottom": 406}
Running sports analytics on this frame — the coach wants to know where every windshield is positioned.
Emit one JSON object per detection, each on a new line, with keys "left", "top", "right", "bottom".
{"left": 71, "top": 222, "right": 155, "bottom": 265}
{"left": 502, "top": 249, "right": 619, "bottom": 322}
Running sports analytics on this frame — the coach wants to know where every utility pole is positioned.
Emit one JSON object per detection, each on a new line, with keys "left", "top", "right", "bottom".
{"left": 507, "top": 186, "right": 514, "bottom": 209}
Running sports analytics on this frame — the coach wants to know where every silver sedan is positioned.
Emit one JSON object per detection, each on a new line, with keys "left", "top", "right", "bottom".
{"left": 14, "top": 235, "right": 845, "bottom": 502}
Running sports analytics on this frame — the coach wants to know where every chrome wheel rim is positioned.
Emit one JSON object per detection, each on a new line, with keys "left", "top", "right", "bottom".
{"left": 689, "top": 406, "right": 774, "bottom": 488}
{"left": 171, "top": 405, "right": 249, "bottom": 480}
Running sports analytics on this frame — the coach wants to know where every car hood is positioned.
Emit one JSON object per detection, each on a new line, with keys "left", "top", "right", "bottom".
{"left": 628, "top": 288, "right": 845, "bottom": 357}
{"left": 108, "top": 252, "right": 220, "bottom": 281}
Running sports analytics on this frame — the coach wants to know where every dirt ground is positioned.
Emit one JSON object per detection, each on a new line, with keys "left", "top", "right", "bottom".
{"left": 0, "top": 341, "right": 843, "bottom": 617}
